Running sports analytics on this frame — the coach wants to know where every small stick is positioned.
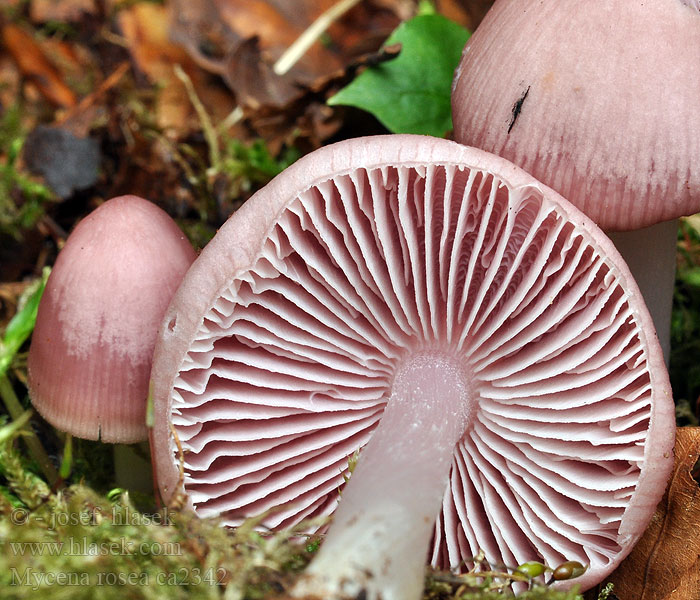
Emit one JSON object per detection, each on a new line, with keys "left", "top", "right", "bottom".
{"left": 273, "top": 0, "right": 364, "bottom": 76}
{"left": 217, "top": 106, "right": 244, "bottom": 135}
{"left": 174, "top": 64, "right": 221, "bottom": 170}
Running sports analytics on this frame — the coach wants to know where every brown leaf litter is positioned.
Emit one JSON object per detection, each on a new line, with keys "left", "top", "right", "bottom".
{"left": 587, "top": 427, "right": 700, "bottom": 600}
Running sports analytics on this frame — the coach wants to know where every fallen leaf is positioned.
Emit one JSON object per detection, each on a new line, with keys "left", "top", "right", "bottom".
{"left": 1, "top": 24, "right": 77, "bottom": 108}
{"left": 30, "top": 0, "right": 97, "bottom": 22}
{"left": 224, "top": 36, "right": 303, "bottom": 110}
{"left": 435, "top": 0, "right": 495, "bottom": 31}
{"left": 117, "top": 2, "right": 194, "bottom": 131}
{"left": 588, "top": 427, "right": 700, "bottom": 600}
{"left": 168, "top": 0, "right": 401, "bottom": 142}
{"left": 172, "top": 0, "right": 400, "bottom": 87}
{"left": 117, "top": 2, "right": 237, "bottom": 134}
{"left": 171, "top": 0, "right": 405, "bottom": 110}
{"left": 166, "top": 0, "right": 236, "bottom": 72}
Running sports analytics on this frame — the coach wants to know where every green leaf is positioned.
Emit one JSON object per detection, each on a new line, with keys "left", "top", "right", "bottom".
{"left": 0, "top": 267, "right": 49, "bottom": 377}
{"left": 328, "top": 14, "right": 470, "bottom": 137}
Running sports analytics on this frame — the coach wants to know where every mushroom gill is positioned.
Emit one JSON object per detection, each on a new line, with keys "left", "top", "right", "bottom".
{"left": 150, "top": 135, "right": 674, "bottom": 599}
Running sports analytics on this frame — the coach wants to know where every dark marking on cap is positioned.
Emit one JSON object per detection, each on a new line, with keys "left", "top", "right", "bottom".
{"left": 508, "top": 85, "right": 531, "bottom": 134}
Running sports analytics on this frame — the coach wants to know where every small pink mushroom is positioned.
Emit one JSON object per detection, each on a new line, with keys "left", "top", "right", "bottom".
{"left": 451, "top": 0, "right": 700, "bottom": 363}
{"left": 28, "top": 195, "right": 196, "bottom": 443}
{"left": 150, "top": 135, "right": 674, "bottom": 599}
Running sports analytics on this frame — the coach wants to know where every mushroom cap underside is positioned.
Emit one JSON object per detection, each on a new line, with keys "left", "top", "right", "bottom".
{"left": 150, "top": 135, "right": 674, "bottom": 590}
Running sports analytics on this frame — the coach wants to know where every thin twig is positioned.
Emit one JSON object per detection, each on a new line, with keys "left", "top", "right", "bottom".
{"left": 217, "top": 106, "right": 244, "bottom": 136}
{"left": 173, "top": 64, "right": 221, "bottom": 170}
{"left": 59, "top": 61, "right": 130, "bottom": 128}
{"left": 273, "top": 0, "right": 364, "bottom": 76}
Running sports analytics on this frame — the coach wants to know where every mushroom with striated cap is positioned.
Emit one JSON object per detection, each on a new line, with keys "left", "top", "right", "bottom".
{"left": 149, "top": 135, "right": 675, "bottom": 599}
{"left": 451, "top": 0, "right": 700, "bottom": 363}
{"left": 28, "top": 195, "right": 197, "bottom": 443}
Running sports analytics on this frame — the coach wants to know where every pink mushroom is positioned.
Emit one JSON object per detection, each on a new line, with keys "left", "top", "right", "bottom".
{"left": 149, "top": 135, "right": 674, "bottom": 599}
{"left": 28, "top": 195, "right": 196, "bottom": 443}
{"left": 451, "top": 0, "right": 700, "bottom": 363}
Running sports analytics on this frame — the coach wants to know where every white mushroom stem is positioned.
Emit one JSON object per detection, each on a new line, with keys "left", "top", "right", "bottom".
{"left": 607, "top": 219, "right": 678, "bottom": 366}
{"left": 292, "top": 353, "right": 471, "bottom": 600}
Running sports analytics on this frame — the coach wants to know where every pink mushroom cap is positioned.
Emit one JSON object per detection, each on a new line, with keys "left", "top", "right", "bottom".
{"left": 451, "top": 0, "right": 700, "bottom": 231}
{"left": 28, "top": 195, "right": 196, "bottom": 443}
{"left": 150, "top": 135, "right": 674, "bottom": 596}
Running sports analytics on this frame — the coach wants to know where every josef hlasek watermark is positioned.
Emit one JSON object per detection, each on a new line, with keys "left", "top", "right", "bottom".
{"left": 7, "top": 504, "right": 226, "bottom": 590}
{"left": 9, "top": 505, "right": 170, "bottom": 528}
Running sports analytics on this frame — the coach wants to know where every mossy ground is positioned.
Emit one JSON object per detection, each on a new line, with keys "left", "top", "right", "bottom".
{"left": 0, "top": 433, "right": 603, "bottom": 600}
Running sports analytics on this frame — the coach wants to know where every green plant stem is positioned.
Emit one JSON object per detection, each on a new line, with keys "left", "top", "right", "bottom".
{"left": 0, "top": 374, "right": 57, "bottom": 484}
{"left": 173, "top": 64, "right": 221, "bottom": 170}
{"left": 59, "top": 433, "right": 72, "bottom": 480}
{"left": 0, "top": 408, "right": 32, "bottom": 444}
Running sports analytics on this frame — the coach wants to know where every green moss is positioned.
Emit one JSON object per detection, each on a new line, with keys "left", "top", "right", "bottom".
{"left": 0, "top": 437, "right": 320, "bottom": 599}
{"left": 0, "top": 433, "right": 602, "bottom": 600}
{"left": 0, "top": 105, "right": 55, "bottom": 240}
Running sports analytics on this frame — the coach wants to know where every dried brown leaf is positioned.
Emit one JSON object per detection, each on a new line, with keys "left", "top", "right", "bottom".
{"left": 167, "top": 0, "right": 236, "bottom": 72}
{"left": 30, "top": 0, "right": 97, "bottom": 23}
{"left": 117, "top": 2, "right": 236, "bottom": 134}
{"left": 165, "top": 0, "right": 401, "bottom": 148}
{"left": 590, "top": 427, "right": 700, "bottom": 600}
{"left": 434, "top": 0, "right": 495, "bottom": 31}
{"left": 1, "top": 24, "right": 77, "bottom": 108}
{"left": 223, "top": 36, "right": 303, "bottom": 110}
{"left": 117, "top": 3, "right": 194, "bottom": 131}
{"left": 169, "top": 0, "right": 399, "bottom": 101}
